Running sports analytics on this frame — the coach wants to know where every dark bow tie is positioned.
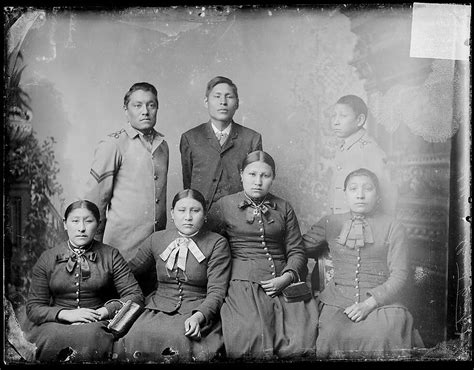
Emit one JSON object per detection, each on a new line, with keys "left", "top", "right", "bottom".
{"left": 238, "top": 197, "right": 276, "bottom": 224}
{"left": 56, "top": 242, "right": 97, "bottom": 280}
{"left": 336, "top": 214, "right": 374, "bottom": 249}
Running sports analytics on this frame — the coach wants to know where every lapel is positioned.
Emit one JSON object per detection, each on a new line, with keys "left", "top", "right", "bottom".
{"left": 205, "top": 121, "right": 238, "bottom": 154}
{"left": 221, "top": 123, "right": 237, "bottom": 153}
{"left": 151, "top": 131, "right": 164, "bottom": 154}
{"left": 205, "top": 121, "right": 222, "bottom": 153}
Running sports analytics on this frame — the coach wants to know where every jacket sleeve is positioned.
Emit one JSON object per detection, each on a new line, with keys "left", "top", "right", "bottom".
{"left": 367, "top": 221, "right": 409, "bottom": 306}
{"left": 195, "top": 237, "right": 231, "bottom": 324}
{"left": 83, "top": 139, "right": 122, "bottom": 241}
{"left": 26, "top": 252, "right": 63, "bottom": 324}
{"left": 103, "top": 248, "right": 145, "bottom": 317}
{"left": 179, "top": 134, "right": 192, "bottom": 189}
{"left": 206, "top": 198, "right": 227, "bottom": 235}
{"left": 127, "top": 235, "right": 156, "bottom": 279}
{"left": 302, "top": 216, "right": 330, "bottom": 259}
{"left": 281, "top": 203, "right": 308, "bottom": 281}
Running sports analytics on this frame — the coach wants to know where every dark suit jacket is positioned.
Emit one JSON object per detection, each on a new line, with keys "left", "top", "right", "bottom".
{"left": 180, "top": 121, "right": 262, "bottom": 212}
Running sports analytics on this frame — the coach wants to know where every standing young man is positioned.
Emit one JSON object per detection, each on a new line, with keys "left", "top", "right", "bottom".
{"left": 84, "top": 82, "right": 168, "bottom": 292}
{"left": 180, "top": 76, "right": 262, "bottom": 228}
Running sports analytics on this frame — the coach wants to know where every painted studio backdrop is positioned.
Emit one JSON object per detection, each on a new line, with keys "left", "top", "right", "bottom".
{"left": 4, "top": 5, "right": 470, "bottom": 360}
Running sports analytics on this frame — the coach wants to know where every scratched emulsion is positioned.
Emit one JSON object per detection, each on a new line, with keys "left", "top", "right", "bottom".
{"left": 5, "top": 5, "right": 471, "bottom": 363}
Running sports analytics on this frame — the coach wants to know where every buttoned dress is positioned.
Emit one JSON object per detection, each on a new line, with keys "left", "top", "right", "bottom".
{"left": 84, "top": 125, "right": 169, "bottom": 262}
{"left": 114, "top": 228, "right": 231, "bottom": 363}
{"left": 331, "top": 128, "right": 397, "bottom": 215}
{"left": 213, "top": 192, "right": 319, "bottom": 359}
{"left": 303, "top": 212, "right": 424, "bottom": 358}
{"left": 180, "top": 121, "right": 262, "bottom": 229}
{"left": 25, "top": 242, "right": 144, "bottom": 362}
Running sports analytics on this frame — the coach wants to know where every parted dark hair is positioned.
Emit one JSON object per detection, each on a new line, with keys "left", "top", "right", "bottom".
{"left": 172, "top": 189, "right": 207, "bottom": 213}
{"left": 123, "top": 82, "right": 158, "bottom": 107}
{"left": 343, "top": 168, "right": 380, "bottom": 193}
{"left": 336, "top": 95, "right": 368, "bottom": 123}
{"left": 241, "top": 150, "right": 276, "bottom": 177}
{"left": 205, "top": 76, "right": 238, "bottom": 99}
{"left": 64, "top": 200, "right": 100, "bottom": 222}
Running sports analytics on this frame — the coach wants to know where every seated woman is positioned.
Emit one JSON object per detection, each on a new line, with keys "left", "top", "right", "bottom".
{"left": 114, "top": 189, "right": 231, "bottom": 363}
{"left": 303, "top": 168, "right": 424, "bottom": 358}
{"left": 211, "top": 150, "right": 319, "bottom": 359}
{"left": 25, "top": 200, "right": 144, "bottom": 362}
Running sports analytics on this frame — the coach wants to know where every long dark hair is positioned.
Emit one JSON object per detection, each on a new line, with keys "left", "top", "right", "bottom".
{"left": 241, "top": 150, "right": 276, "bottom": 177}
{"left": 171, "top": 189, "right": 207, "bottom": 213}
{"left": 64, "top": 200, "right": 100, "bottom": 222}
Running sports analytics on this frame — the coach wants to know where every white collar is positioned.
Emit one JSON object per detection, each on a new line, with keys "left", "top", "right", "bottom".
{"left": 211, "top": 122, "right": 232, "bottom": 136}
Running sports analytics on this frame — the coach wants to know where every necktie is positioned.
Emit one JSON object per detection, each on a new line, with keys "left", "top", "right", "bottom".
{"left": 216, "top": 131, "right": 228, "bottom": 146}
{"left": 336, "top": 214, "right": 375, "bottom": 249}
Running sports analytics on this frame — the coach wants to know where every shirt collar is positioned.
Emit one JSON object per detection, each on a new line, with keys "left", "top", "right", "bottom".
{"left": 342, "top": 128, "right": 366, "bottom": 150}
{"left": 211, "top": 122, "right": 232, "bottom": 136}
{"left": 126, "top": 123, "right": 164, "bottom": 139}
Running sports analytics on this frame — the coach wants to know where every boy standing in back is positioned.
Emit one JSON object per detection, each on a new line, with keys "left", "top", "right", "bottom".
{"left": 330, "top": 95, "right": 396, "bottom": 215}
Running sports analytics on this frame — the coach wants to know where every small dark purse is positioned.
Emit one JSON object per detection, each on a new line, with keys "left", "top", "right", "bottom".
{"left": 282, "top": 272, "right": 312, "bottom": 303}
{"left": 106, "top": 300, "right": 144, "bottom": 339}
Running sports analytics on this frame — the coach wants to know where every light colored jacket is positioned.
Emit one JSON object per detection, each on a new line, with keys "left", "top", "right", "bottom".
{"left": 84, "top": 125, "right": 168, "bottom": 261}
{"left": 331, "top": 128, "right": 396, "bottom": 215}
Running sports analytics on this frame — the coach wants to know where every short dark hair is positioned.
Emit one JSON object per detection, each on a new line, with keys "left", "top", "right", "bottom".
{"left": 241, "top": 150, "right": 276, "bottom": 178}
{"left": 343, "top": 168, "right": 380, "bottom": 194}
{"left": 172, "top": 189, "right": 207, "bottom": 213}
{"left": 336, "top": 95, "right": 368, "bottom": 123}
{"left": 124, "top": 82, "right": 158, "bottom": 107}
{"left": 64, "top": 200, "right": 100, "bottom": 223}
{"left": 205, "top": 76, "right": 238, "bottom": 99}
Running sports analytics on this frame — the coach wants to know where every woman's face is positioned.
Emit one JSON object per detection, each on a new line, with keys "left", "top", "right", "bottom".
{"left": 171, "top": 197, "right": 205, "bottom": 236}
{"left": 241, "top": 161, "right": 274, "bottom": 200}
{"left": 64, "top": 208, "right": 98, "bottom": 247}
{"left": 344, "top": 175, "right": 379, "bottom": 215}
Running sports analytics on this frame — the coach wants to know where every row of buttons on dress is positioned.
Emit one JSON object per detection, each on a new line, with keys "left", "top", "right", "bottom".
{"left": 75, "top": 264, "right": 81, "bottom": 308}
{"left": 354, "top": 247, "right": 361, "bottom": 304}
{"left": 257, "top": 214, "right": 276, "bottom": 277}
{"left": 175, "top": 275, "right": 184, "bottom": 309}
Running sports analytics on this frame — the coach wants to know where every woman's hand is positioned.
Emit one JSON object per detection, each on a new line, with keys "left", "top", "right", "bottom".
{"left": 344, "top": 296, "right": 377, "bottom": 323}
{"left": 57, "top": 308, "right": 102, "bottom": 324}
{"left": 260, "top": 272, "right": 293, "bottom": 297}
{"left": 95, "top": 307, "right": 109, "bottom": 320}
{"left": 184, "top": 311, "right": 205, "bottom": 340}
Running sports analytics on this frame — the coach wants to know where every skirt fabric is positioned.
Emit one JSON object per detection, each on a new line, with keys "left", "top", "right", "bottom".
{"left": 316, "top": 301, "right": 424, "bottom": 359}
{"left": 25, "top": 320, "right": 114, "bottom": 362}
{"left": 113, "top": 308, "right": 224, "bottom": 363}
{"left": 220, "top": 280, "right": 319, "bottom": 359}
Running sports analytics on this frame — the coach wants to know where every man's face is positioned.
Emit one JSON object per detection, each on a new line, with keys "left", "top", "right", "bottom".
{"left": 124, "top": 90, "right": 158, "bottom": 134}
{"left": 205, "top": 83, "right": 239, "bottom": 125}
